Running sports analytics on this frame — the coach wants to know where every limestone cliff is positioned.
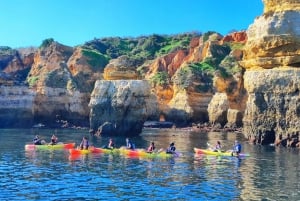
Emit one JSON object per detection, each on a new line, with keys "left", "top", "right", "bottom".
{"left": 89, "top": 80, "right": 158, "bottom": 135}
{"left": 144, "top": 32, "right": 244, "bottom": 126}
{"left": 103, "top": 55, "right": 138, "bottom": 80}
{"left": 26, "top": 42, "right": 90, "bottom": 127}
{"left": 0, "top": 86, "right": 35, "bottom": 127}
{"left": 0, "top": 32, "right": 246, "bottom": 132}
{"left": 241, "top": 0, "right": 300, "bottom": 69}
{"left": 241, "top": 0, "right": 300, "bottom": 144}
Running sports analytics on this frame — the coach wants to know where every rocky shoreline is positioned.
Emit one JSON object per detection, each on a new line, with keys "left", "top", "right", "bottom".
{"left": 1, "top": 0, "right": 300, "bottom": 150}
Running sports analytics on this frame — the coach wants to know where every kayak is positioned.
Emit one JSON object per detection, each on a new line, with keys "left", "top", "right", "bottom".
{"left": 69, "top": 147, "right": 119, "bottom": 155}
{"left": 194, "top": 148, "right": 250, "bottom": 157}
{"left": 119, "top": 148, "right": 177, "bottom": 159}
{"left": 25, "top": 143, "right": 75, "bottom": 150}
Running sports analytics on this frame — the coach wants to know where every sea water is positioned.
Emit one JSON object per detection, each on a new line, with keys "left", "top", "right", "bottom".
{"left": 0, "top": 128, "right": 299, "bottom": 201}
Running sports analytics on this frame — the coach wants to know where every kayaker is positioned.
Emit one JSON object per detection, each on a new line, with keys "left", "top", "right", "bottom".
{"left": 213, "top": 141, "right": 222, "bottom": 152}
{"left": 126, "top": 138, "right": 135, "bottom": 150}
{"left": 49, "top": 134, "right": 58, "bottom": 145}
{"left": 104, "top": 138, "right": 114, "bottom": 149}
{"left": 166, "top": 142, "right": 176, "bottom": 154}
{"left": 232, "top": 140, "right": 242, "bottom": 156}
{"left": 146, "top": 141, "right": 155, "bottom": 153}
{"left": 79, "top": 136, "right": 89, "bottom": 150}
{"left": 33, "top": 135, "right": 42, "bottom": 145}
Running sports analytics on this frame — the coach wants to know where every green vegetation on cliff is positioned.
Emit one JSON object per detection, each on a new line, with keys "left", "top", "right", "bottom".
{"left": 173, "top": 61, "right": 214, "bottom": 93}
{"left": 83, "top": 33, "right": 199, "bottom": 62}
{"left": 150, "top": 71, "right": 170, "bottom": 87}
{"left": 39, "top": 38, "right": 54, "bottom": 49}
{"left": 27, "top": 76, "right": 39, "bottom": 87}
{"left": 81, "top": 48, "right": 109, "bottom": 70}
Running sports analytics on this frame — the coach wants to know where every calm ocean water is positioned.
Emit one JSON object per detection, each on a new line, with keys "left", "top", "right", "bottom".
{"left": 0, "top": 128, "right": 299, "bottom": 201}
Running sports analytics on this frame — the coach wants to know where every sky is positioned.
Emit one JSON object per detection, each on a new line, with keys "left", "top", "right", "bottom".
{"left": 0, "top": 0, "right": 264, "bottom": 48}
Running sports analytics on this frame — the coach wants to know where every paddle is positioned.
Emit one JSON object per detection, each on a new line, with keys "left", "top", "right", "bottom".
{"left": 157, "top": 148, "right": 164, "bottom": 153}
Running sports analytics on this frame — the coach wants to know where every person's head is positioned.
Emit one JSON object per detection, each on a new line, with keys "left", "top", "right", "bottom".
{"left": 109, "top": 138, "right": 113, "bottom": 142}
{"left": 217, "top": 141, "right": 221, "bottom": 145}
{"left": 170, "top": 142, "right": 175, "bottom": 146}
{"left": 126, "top": 138, "right": 129, "bottom": 142}
{"left": 36, "top": 135, "right": 39, "bottom": 138}
{"left": 151, "top": 141, "right": 154, "bottom": 146}
{"left": 235, "top": 140, "right": 238, "bottom": 144}
{"left": 83, "top": 136, "right": 87, "bottom": 140}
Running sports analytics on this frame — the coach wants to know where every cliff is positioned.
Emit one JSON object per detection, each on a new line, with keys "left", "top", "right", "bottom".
{"left": 0, "top": 86, "right": 35, "bottom": 127}
{"left": 241, "top": 0, "right": 300, "bottom": 144}
{"left": 89, "top": 80, "right": 158, "bottom": 135}
{"left": 0, "top": 31, "right": 246, "bottom": 133}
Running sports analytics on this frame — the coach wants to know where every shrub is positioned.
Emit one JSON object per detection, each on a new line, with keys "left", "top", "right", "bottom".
{"left": 27, "top": 76, "right": 39, "bottom": 87}
{"left": 81, "top": 49, "right": 109, "bottom": 70}
{"left": 39, "top": 38, "right": 54, "bottom": 49}
{"left": 150, "top": 71, "right": 170, "bottom": 87}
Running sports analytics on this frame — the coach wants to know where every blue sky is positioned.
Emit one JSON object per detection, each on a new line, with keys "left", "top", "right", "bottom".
{"left": 1, "top": 0, "right": 263, "bottom": 48}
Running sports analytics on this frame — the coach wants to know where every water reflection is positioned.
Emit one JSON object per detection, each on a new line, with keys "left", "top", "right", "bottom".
{"left": 0, "top": 129, "right": 300, "bottom": 200}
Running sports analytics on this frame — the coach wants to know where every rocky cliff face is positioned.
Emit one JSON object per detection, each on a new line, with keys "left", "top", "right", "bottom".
{"left": 241, "top": 0, "right": 300, "bottom": 144}
{"left": 25, "top": 42, "right": 91, "bottom": 127}
{"left": 89, "top": 80, "right": 158, "bottom": 136}
{"left": 0, "top": 86, "right": 35, "bottom": 127}
{"left": 144, "top": 32, "right": 245, "bottom": 126}
{"left": 241, "top": 0, "right": 300, "bottom": 69}
{"left": 0, "top": 32, "right": 246, "bottom": 132}
{"left": 103, "top": 55, "right": 138, "bottom": 80}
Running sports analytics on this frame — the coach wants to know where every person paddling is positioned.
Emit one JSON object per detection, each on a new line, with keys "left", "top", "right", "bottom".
{"left": 126, "top": 138, "right": 135, "bottom": 150}
{"left": 33, "top": 135, "right": 43, "bottom": 145}
{"left": 166, "top": 142, "right": 176, "bottom": 154}
{"left": 213, "top": 141, "right": 222, "bottom": 152}
{"left": 49, "top": 134, "right": 58, "bottom": 145}
{"left": 79, "top": 136, "right": 89, "bottom": 150}
{"left": 232, "top": 140, "right": 242, "bottom": 156}
{"left": 33, "top": 135, "right": 47, "bottom": 145}
{"left": 146, "top": 141, "right": 155, "bottom": 153}
{"left": 104, "top": 138, "right": 114, "bottom": 149}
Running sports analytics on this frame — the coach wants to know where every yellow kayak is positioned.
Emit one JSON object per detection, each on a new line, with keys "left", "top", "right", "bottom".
{"left": 194, "top": 148, "right": 250, "bottom": 157}
{"left": 25, "top": 143, "right": 75, "bottom": 150}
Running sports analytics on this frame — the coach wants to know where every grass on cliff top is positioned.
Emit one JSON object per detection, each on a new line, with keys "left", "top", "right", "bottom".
{"left": 83, "top": 33, "right": 198, "bottom": 62}
{"left": 156, "top": 35, "right": 191, "bottom": 56}
{"left": 81, "top": 48, "right": 110, "bottom": 71}
{"left": 39, "top": 38, "right": 54, "bottom": 49}
{"left": 225, "top": 42, "right": 245, "bottom": 50}
{"left": 0, "top": 46, "right": 15, "bottom": 56}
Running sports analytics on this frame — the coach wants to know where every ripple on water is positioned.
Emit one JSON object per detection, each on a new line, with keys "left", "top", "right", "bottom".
{"left": 1, "top": 129, "right": 300, "bottom": 201}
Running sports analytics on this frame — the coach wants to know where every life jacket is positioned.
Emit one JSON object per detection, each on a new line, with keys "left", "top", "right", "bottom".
{"left": 148, "top": 145, "right": 155, "bottom": 152}
{"left": 127, "top": 141, "right": 135, "bottom": 150}
{"left": 235, "top": 144, "right": 241, "bottom": 152}
{"left": 167, "top": 145, "right": 176, "bottom": 152}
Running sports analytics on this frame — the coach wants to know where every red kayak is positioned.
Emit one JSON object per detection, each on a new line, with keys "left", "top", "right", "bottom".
{"left": 68, "top": 146, "right": 113, "bottom": 155}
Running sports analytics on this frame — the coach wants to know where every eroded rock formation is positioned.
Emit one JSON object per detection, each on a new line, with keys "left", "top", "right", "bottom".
{"left": 89, "top": 80, "right": 158, "bottom": 135}
{"left": 241, "top": 0, "right": 300, "bottom": 144}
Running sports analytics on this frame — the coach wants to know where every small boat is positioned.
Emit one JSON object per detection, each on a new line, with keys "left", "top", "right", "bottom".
{"left": 25, "top": 142, "right": 75, "bottom": 150}
{"left": 119, "top": 147, "right": 178, "bottom": 159}
{"left": 194, "top": 148, "right": 250, "bottom": 157}
{"left": 68, "top": 147, "right": 118, "bottom": 155}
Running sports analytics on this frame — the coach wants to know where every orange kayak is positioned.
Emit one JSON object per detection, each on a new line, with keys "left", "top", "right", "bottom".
{"left": 68, "top": 147, "right": 116, "bottom": 155}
